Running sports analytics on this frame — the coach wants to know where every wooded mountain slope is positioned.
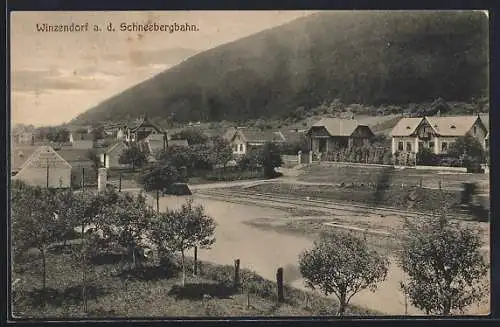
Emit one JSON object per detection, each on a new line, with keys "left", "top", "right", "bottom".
{"left": 73, "top": 11, "right": 489, "bottom": 124}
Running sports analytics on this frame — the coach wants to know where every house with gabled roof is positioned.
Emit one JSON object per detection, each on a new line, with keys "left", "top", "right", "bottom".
{"left": 306, "top": 118, "right": 374, "bottom": 153}
{"left": 11, "top": 146, "right": 72, "bottom": 188}
{"left": 224, "top": 127, "right": 286, "bottom": 155}
{"left": 126, "top": 115, "right": 164, "bottom": 142}
{"left": 97, "top": 141, "right": 129, "bottom": 169}
{"left": 390, "top": 115, "right": 488, "bottom": 155}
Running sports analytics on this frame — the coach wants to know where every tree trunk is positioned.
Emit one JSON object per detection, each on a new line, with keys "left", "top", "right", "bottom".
{"left": 193, "top": 246, "right": 198, "bottom": 276}
{"left": 181, "top": 249, "right": 186, "bottom": 286}
{"left": 338, "top": 292, "right": 347, "bottom": 316}
{"left": 82, "top": 251, "right": 87, "bottom": 313}
{"left": 41, "top": 248, "right": 46, "bottom": 306}
{"left": 156, "top": 190, "right": 160, "bottom": 212}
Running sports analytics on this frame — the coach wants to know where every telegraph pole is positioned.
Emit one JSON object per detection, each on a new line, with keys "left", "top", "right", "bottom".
{"left": 46, "top": 158, "right": 49, "bottom": 188}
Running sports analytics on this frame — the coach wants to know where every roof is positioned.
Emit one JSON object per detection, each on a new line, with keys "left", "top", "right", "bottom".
{"left": 309, "top": 118, "right": 366, "bottom": 137}
{"left": 11, "top": 146, "right": 40, "bottom": 171}
{"left": 480, "top": 114, "right": 489, "bottom": 131}
{"left": 281, "top": 130, "right": 307, "bottom": 143}
{"left": 390, "top": 118, "right": 424, "bottom": 137}
{"left": 17, "top": 146, "right": 72, "bottom": 171}
{"left": 391, "top": 116, "right": 485, "bottom": 137}
{"left": 72, "top": 133, "right": 94, "bottom": 141}
{"left": 56, "top": 149, "right": 94, "bottom": 163}
{"left": 235, "top": 128, "right": 286, "bottom": 144}
{"left": 103, "top": 141, "right": 128, "bottom": 154}
{"left": 145, "top": 134, "right": 165, "bottom": 142}
{"left": 128, "top": 116, "right": 163, "bottom": 132}
{"left": 168, "top": 139, "right": 189, "bottom": 147}
{"left": 425, "top": 116, "right": 481, "bottom": 136}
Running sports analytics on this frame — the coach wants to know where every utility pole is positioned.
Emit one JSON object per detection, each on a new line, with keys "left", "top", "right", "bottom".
{"left": 46, "top": 158, "right": 49, "bottom": 188}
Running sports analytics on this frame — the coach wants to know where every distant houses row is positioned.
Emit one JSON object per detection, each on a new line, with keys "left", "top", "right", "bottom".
{"left": 11, "top": 113, "right": 490, "bottom": 188}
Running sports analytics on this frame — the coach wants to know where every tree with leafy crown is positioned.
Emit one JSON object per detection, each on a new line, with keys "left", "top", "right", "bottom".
{"left": 299, "top": 231, "right": 389, "bottom": 316}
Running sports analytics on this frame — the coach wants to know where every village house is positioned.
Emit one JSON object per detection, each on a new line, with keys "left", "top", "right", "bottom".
{"left": 103, "top": 122, "right": 127, "bottom": 140}
{"left": 391, "top": 115, "right": 488, "bottom": 157}
{"left": 126, "top": 115, "right": 164, "bottom": 142}
{"left": 12, "top": 131, "right": 35, "bottom": 145}
{"left": 307, "top": 118, "right": 375, "bottom": 154}
{"left": 390, "top": 115, "right": 488, "bottom": 156}
{"left": 480, "top": 114, "right": 489, "bottom": 152}
{"left": 56, "top": 148, "right": 97, "bottom": 187}
{"left": 70, "top": 132, "right": 94, "bottom": 149}
{"left": 224, "top": 127, "right": 286, "bottom": 155}
{"left": 98, "top": 141, "right": 129, "bottom": 169}
{"left": 11, "top": 146, "right": 72, "bottom": 188}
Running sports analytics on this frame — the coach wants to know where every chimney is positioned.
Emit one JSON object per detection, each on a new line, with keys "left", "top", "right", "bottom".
{"left": 437, "top": 110, "right": 441, "bottom": 117}
{"left": 351, "top": 112, "right": 355, "bottom": 120}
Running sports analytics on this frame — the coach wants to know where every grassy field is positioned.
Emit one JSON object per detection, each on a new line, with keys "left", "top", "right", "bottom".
{"left": 12, "top": 250, "right": 376, "bottom": 318}
{"left": 245, "top": 183, "right": 468, "bottom": 215}
{"left": 298, "top": 164, "right": 489, "bottom": 191}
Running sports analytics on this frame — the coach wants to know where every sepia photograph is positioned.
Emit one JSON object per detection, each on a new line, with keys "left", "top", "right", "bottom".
{"left": 9, "top": 10, "right": 490, "bottom": 319}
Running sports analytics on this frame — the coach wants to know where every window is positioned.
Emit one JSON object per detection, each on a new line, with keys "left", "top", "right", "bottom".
{"left": 485, "top": 139, "right": 489, "bottom": 149}
{"left": 406, "top": 142, "right": 412, "bottom": 152}
{"left": 473, "top": 126, "right": 477, "bottom": 134}
{"left": 441, "top": 142, "right": 448, "bottom": 152}
{"left": 398, "top": 142, "right": 404, "bottom": 151}
{"left": 239, "top": 144, "right": 244, "bottom": 152}
{"left": 429, "top": 142, "right": 435, "bottom": 148}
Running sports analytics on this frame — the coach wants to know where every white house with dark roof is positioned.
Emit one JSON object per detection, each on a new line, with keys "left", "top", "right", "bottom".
{"left": 224, "top": 127, "right": 286, "bottom": 155}
{"left": 390, "top": 115, "right": 488, "bottom": 155}
{"left": 306, "top": 118, "right": 374, "bottom": 153}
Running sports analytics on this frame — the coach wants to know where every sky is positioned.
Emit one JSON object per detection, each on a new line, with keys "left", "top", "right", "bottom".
{"left": 10, "top": 11, "right": 316, "bottom": 127}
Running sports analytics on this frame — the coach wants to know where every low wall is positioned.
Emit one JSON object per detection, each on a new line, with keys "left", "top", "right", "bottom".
{"left": 415, "top": 165, "right": 467, "bottom": 173}
{"left": 316, "top": 161, "right": 394, "bottom": 169}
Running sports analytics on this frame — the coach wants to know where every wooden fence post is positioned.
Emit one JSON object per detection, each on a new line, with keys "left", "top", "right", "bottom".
{"left": 193, "top": 246, "right": 198, "bottom": 276}
{"left": 234, "top": 259, "right": 240, "bottom": 290}
{"left": 277, "top": 267, "right": 284, "bottom": 303}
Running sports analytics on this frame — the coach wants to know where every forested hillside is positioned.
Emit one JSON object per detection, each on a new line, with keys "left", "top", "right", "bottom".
{"left": 73, "top": 11, "right": 489, "bottom": 124}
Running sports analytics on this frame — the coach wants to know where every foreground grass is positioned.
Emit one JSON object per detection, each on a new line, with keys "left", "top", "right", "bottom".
{"left": 12, "top": 250, "right": 377, "bottom": 318}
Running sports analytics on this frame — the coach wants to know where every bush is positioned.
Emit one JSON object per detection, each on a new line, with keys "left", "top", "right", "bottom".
{"left": 416, "top": 148, "right": 439, "bottom": 166}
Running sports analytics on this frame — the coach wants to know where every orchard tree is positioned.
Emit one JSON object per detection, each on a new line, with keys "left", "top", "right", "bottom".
{"left": 157, "top": 199, "right": 216, "bottom": 286}
{"left": 260, "top": 142, "right": 283, "bottom": 178}
{"left": 299, "top": 231, "right": 389, "bottom": 316}
{"left": 399, "top": 206, "right": 489, "bottom": 315}
{"left": 57, "top": 190, "right": 104, "bottom": 312}
{"left": 209, "top": 136, "right": 233, "bottom": 169}
{"left": 11, "top": 184, "right": 63, "bottom": 304}
{"left": 139, "top": 163, "right": 181, "bottom": 212}
{"left": 119, "top": 143, "right": 148, "bottom": 171}
{"left": 99, "top": 192, "right": 154, "bottom": 270}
